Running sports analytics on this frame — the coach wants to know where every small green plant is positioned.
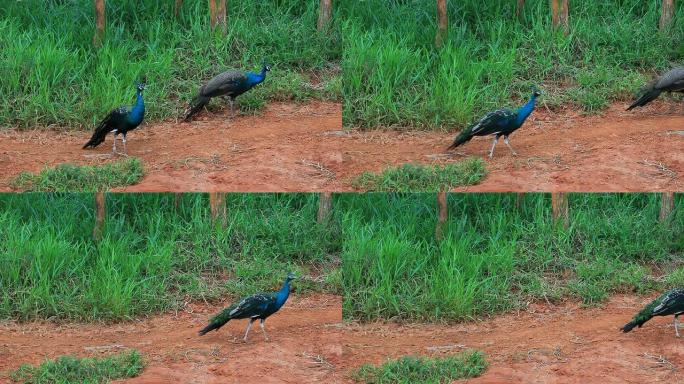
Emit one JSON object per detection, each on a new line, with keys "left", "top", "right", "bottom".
{"left": 11, "top": 350, "right": 144, "bottom": 384}
{"left": 11, "top": 158, "right": 144, "bottom": 191}
{"left": 352, "top": 158, "right": 486, "bottom": 192}
{"left": 352, "top": 351, "right": 487, "bottom": 384}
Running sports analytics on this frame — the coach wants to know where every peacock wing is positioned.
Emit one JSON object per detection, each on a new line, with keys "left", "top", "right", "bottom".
{"left": 201, "top": 70, "right": 248, "bottom": 97}
{"left": 652, "top": 288, "right": 684, "bottom": 316}
{"left": 224, "top": 292, "right": 277, "bottom": 319}
{"left": 471, "top": 109, "right": 516, "bottom": 135}
{"left": 655, "top": 67, "right": 684, "bottom": 92}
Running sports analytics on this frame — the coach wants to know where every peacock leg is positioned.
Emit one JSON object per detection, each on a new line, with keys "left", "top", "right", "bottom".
{"left": 488, "top": 136, "right": 499, "bottom": 158}
{"left": 112, "top": 131, "right": 118, "bottom": 153}
{"left": 243, "top": 318, "right": 255, "bottom": 342}
{"left": 503, "top": 136, "right": 518, "bottom": 156}
{"left": 122, "top": 134, "right": 127, "bottom": 155}
{"left": 230, "top": 99, "right": 236, "bottom": 117}
{"left": 259, "top": 318, "right": 270, "bottom": 341}
{"left": 675, "top": 315, "right": 680, "bottom": 337}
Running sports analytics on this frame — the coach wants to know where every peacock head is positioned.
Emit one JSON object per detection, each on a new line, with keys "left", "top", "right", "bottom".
{"left": 286, "top": 272, "right": 297, "bottom": 282}
{"left": 262, "top": 61, "right": 272, "bottom": 72}
{"left": 136, "top": 82, "right": 146, "bottom": 92}
{"left": 531, "top": 88, "right": 541, "bottom": 98}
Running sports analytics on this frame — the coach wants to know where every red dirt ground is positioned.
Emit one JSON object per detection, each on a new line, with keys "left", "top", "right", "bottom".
{"left": 342, "top": 294, "right": 684, "bottom": 384}
{"left": 0, "top": 294, "right": 343, "bottom": 384}
{"left": 2, "top": 294, "right": 683, "bottom": 383}
{"left": 0, "top": 101, "right": 682, "bottom": 192}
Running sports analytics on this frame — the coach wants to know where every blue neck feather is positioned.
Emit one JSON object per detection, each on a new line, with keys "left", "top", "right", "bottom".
{"left": 127, "top": 90, "right": 145, "bottom": 124}
{"left": 515, "top": 94, "right": 538, "bottom": 126}
{"left": 245, "top": 66, "right": 268, "bottom": 87}
{"left": 274, "top": 278, "right": 291, "bottom": 308}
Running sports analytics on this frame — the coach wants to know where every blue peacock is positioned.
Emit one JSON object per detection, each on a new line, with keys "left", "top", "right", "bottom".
{"left": 199, "top": 272, "right": 296, "bottom": 342}
{"left": 621, "top": 288, "right": 684, "bottom": 337}
{"left": 448, "top": 89, "right": 541, "bottom": 158}
{"left": 184, "top": 62, "right": 271, "bottom": 121}
{"left": 83, "top": 82, "right": 146, "bottom": 154}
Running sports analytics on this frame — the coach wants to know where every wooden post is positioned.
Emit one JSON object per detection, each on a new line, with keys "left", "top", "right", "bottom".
{"left": 435, "top": 191, "right": 448, "bottom": 240}
{"left": 515, "top": 193, "right": 525, "bottom": 209}
{"left": 317, "top": 192, "right": 333, "bottom": 224}
{"left": 660, "top": 0, "right": 675, "bottom": 30}
{"left": 659, "top": 192, "right": 675, "bottom": 223}
{"left": 174, "top": 193, "right": 183, "bottom": 210}
{"left": 209, "top": 0, "right": 227, "bottom": 34}
{"left": 516, "top": 0, "right": 525, "bottom": 20}
{"left": 551, "top": 193, "right": 569, "bottom": 228}
{"left": 435, "top": 0, "right": 448, "bottom": 48}
{"left": 209, "top": 192, "right": 227, "bottom": 227}
{"left": 551, "top": 0, "right": 568, "bottom": 33}
{"left": 175, "top": 0, "right": 183, "bottom": 17}
{"left": 93, "top": 192, "right": 105, "bottom": 241}
{"left": 93, "top": 0, "right": 105, "bottom": 47}
{"left": 318, "top": 0, "right": 333, "bottom": 31}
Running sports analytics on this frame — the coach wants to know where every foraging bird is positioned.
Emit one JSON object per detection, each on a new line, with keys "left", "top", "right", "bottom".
{"left": 447, "top": 90, "right": 541, "bottom": 158}
{"left": 627, "top": 66, "right": 684, "bottom": 111}
{"left": 184, "top": 63, "right": 271, "bottom": 121}
{"left": 83, "top": 83, "right": 146, "bottom": 154}
{"left": 199, "top": 272, "right": 296, "bottom": 342}
{"left": 621, "top": 288, "right": 684, "bottom": 337}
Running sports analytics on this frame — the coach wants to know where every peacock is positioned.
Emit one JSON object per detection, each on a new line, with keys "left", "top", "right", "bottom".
{"left": 627, "top": 66, "right": 684, "bottom": 111}
{"left": 447, "top": 89, "right": 541, "bottom": 158}
{"left": 83, "top": 83, "right": 146, "bottom": 154}
{"left": 199, "top": 272, "right": 296, "bottom": 342}
{"left": 184, "top": 62, "right": 271, "bottom": 121}
{"left": 621, "top": 288, "right": 684, "bottom": 337}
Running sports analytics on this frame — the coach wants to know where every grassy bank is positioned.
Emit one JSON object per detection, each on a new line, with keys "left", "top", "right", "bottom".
{"left": 0, "top": 193, "right": 341, "bottom": 321}
{"left": 342, "top": 0, "right": 684, "bottom": 129}
{"left": 0, "top": 0, "right": 340, "bottom": 130}
{"left": 341, "top": 193, "right": 684, "bottom": 322}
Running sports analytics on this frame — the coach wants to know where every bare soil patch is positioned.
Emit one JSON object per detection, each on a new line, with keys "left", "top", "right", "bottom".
{"left": 0, "top": 102, "right": 682, "bottom": 191}
{"left": 0, "top": 294, "right": 343, "bottom": 384}
{"left": 342, "top": 294, "right": 684, "bottom": 384}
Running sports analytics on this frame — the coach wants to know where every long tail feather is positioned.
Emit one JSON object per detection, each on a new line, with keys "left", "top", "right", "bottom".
{"left": 184, "top": 95, "right": 210, "bottom": 121}
{"left": 627, "top": 88, "right": 661, "bottom": 111}
{"left": 447, "top": 127, "right": 474, "bottom": 150}
{"left": 620, "top": 320, "right": 641, "bottom": 333}
{"left": 83, "top": 116, "right": 114, "bottom": 149}
{"left": 198, "top": 321, "right": 224, "bottom": 336}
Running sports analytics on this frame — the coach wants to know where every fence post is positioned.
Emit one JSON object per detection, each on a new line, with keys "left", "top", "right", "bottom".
{"left": 318, "top": 0, "right": 333, "bottom": 31}
{"left": 93, "top": 0, "right": 105, "bottom": 47}
{"left": 93, "top": 192, "right": 106, "bottom": 241}
{"left": 317, "top": 192, "right": 333, "bottom": 224}
{"left": 551, "top": 192, "right": 569, "bottom": 229}
{"left": 209, "top": 0, "right": 227, "bottom": 34}
{"left": 659, "top": 192, "right": 675, "bottom": 223}
{"left": 435, "top": 191, "right": 448, "bottom": 240}
{"left": 660, "top": 0, "right": 675, "bottom": 30}
{"left": 435, "top": 0, "right": 448, "bottom": 48}
{"left": 516, "top": 0, "right": 525, "bottom": 20}
{"left": 175, "top": 0, "right": 183, "bottom": 17}
{"left": 551, "top": 0, "right": 569, "bottom": 33}
{"left": 209, "top": 192, "right": 227, "bottom": 227}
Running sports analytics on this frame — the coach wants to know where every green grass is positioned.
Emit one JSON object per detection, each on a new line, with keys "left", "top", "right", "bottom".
{"left": 352, "top": 159, "right": 486, "bottom": 192}
{"left": 352, "top": 351, "right": 487, "bottom": 384}
{"left": 342, "top": 193, "right": 684, "bottom": 322}
{"left": 342, "top": 0, "right": 684, "bottom": 129}
{"left": 11, "top": 350, "right": 144, "bottom": 384}
{"left": 11, "top": 158, "right": 144, "bottom": 192}
{"left": 0, "top": 0, "right": 341, "bottom": 130}
{"left": 0, "top": 193, "right": 340, "bottom": 321}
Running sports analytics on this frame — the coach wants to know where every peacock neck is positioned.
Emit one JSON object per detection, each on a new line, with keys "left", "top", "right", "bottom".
{"left": 127, "top": 91, "right": 145, "bottom": 124}
{"left": 246, "top": 68, "right": 267, "bottom": 86}
{"left": 515, "top": 95, "right": 537, "bottom": 126}
{"left": 275, "top": 278, "right": 291, "bottom": 308}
